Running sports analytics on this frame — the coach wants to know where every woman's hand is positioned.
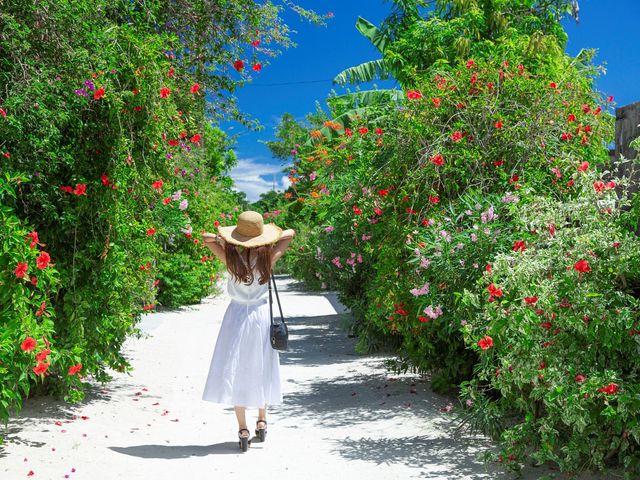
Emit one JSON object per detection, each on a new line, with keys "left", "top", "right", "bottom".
{"left": 280, "top": 228, "right": 296, "bottom": 240}
{"left": 202, "top": 232, "right": 222, "bottom": 245}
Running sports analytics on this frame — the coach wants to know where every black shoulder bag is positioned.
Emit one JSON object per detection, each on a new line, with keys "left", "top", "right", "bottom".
{"left": 268, "top": 272, "right": 288, "bottom": 351}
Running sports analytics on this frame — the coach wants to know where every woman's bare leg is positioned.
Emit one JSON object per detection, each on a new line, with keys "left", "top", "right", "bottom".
{"left": 257, "top": 405, "right": 267, "bottom": 426}
{"left": 234, "top": 406, "right": 249, "bottom": 437}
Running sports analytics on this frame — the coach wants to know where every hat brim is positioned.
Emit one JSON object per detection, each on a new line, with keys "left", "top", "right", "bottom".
{"left": 217, "top": 223, "right": 283, "bottom": 247}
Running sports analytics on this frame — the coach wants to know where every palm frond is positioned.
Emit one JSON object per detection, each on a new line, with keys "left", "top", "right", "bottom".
{"left": 333, "top": 59, "right": 390, "bottom": 86}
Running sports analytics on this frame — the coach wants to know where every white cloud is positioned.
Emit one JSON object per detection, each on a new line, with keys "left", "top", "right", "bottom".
{"left": 228, "top": 158, "right": 292, "bottom": 203}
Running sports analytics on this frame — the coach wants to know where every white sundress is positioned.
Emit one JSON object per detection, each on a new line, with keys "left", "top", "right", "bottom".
{"left": 201, "top": 253, "right": 283, "bottom": 408}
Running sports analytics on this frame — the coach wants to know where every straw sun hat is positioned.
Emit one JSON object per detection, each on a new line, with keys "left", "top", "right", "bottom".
{"left": 217, "top": 210, "right": 283, "bottom": 248}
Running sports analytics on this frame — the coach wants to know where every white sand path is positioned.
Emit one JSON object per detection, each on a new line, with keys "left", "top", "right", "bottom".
{"left": 0, "top": 275, "right": 610, "bottom": 479}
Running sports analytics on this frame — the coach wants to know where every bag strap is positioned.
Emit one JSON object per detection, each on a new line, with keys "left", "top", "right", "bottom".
{"left": 269, "top": 271, "right": 285, "bottom": 326}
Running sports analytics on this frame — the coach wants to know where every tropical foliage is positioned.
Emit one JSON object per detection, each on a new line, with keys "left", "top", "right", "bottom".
{"left": 271, "top": 0, "right": 640, "bottom": 475}
{"left": 0, "top": 0, "right": 324, "bottom": 438}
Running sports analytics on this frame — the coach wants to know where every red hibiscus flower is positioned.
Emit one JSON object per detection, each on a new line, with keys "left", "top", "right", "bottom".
{"left": 567, "top": 113, "right": 576, "bottom": 122}
{"left": 190, "top": 83, "right": 201, "bottom": 94}
{"left": 21, "top": 336, "right": 37, "bottom": 352}
{"left": 431, "top": 154, "right": 444, "bottom": 167}
{"left": 358, "top": 127, "right": 368, "bottom": 135}
{"left": 597, "top": 383, "right": 619, "bottom": 395}
{"left": 234, "top": 60, "right": 245, "bottom": 71}
{"left": 251, "top": 39, "right": 260, "bottom": 47}
{"left": 374, "top": 207, "right": 383, "bottom": 216}
{"left": 35, "top": 301, "right": 46, "bottom": 317}
{"left": 549, "top": 82, "right": 557, "bottom": 89}
{"left": 35, "top": 348, "right": 50, "bottom": 362}
{"left": 477, "top": 335, "right": 493, "bottom": 350}
{"left": 432, "top": 97, "right": 442, "bottom": 108}
{"left": 561, "top": 132, "right": 572, "bottom": 141}
{"left": 378, "top": 189, "right": 389, "bottom": 196}
{"left": 593, "top": 181, "right": 605, "bottom": 192}
{"left": 345, "top": 128, "right": 353, "bottom": 137}
{"left": 0, "top": 107, "right": 6, "bottom": 118}
{"left": 163, "top": 197, "right": 171, "bottom": 205}
{"left": 26, "top": 231, "right": 40, "bottom": 249}
{"left": 466, "top": 59, "right": 476, "bottom": 69}
{"left": 487, "top": 283, "right": 503, "bottom": 298}
{"left": 451, "top": 131, "right": 463, "bottom": 142}
{"left": 15, "top": 262, "right": 29, "bottom": 279}
{"left": 36, "top": 251, "right": 51, "bottom": 270}
{"left": 190, "top": 134, "right": 202, "bottom": 143}
{"left": 152, "top": 180, "right": 163, "bottom": 190}
{"left": 512, "top": 240, "right": 526, "bottom": 252}
{"left": 495, "top": 120, "right": 503, "bottom": 129}
{"left": 68, "top": 363, "right": 83, "bottom": 376}
{"left": 33, "top": 362, "right": 50, "bottom": 375}
{"left": 575, "top": 374, "right": 586, "bottom": 383}
{"left": 93, "top": 87, "right": 105, "bottom": 100}
{"left": 406, "top": 90, "right": 423, "bottom": 100}
{"left": 429, "top": 195, "right": 440, "bottom": 204}
{"left": 375, "top": 128, "right": 384, "bottom": 135}
{"left": 578, "top": 161, "right": 589, "bottom": 172}
{"left": 74, "top": 183, "right": 87, "bottom": 196}
{"left": 574, "top": 259, "right": 591, "bottom": 273}
{"left": 160, "top": 87, "right": 170, "bottom": 98}
{"left": 352, "top": 205, "right": 362, "bottom": 215}
{"left": 168, "top": 139, "right": 179, "bottom": 146}
{"left": 540, "top": 321, "right": 552, "bottom": 330}
{"left": 252, "top": 63, "right": 262, "bottom": 72}
{"left": 524, "top": 296, "right": 538, "bottom": 305}
{"left": 146, "top": 228, "right": 156, "bottom": 236}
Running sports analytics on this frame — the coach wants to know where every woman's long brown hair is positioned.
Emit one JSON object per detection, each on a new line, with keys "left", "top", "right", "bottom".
{"left": 223, "top": 242, "right": 274, "bottom": 285}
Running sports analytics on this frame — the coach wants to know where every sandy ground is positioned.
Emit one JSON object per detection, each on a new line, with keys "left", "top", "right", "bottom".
{"left": 0, "top": 275, "right": 613, "bottom": 479}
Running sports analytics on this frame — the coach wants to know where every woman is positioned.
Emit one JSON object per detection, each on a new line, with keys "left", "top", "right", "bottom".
{"left": 201, "top": 210, "right": 295, "bottom": 452}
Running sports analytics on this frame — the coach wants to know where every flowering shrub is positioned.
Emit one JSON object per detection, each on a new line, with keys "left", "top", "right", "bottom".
{"left": 459, "top": 169, "right": 640, "bottom": 475}
{"left": 272, "top": 1, "right": 639, "bottom": 474}
{"left": 0, "top": 0, "right": 320, "bottom": 437}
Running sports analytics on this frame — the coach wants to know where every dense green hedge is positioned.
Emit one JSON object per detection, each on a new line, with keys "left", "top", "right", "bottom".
{"left": 274, "top": 1, "right": 640, "bottom": 476}
{"left": 0, "top": 0, "right": 324, "bottom": 438}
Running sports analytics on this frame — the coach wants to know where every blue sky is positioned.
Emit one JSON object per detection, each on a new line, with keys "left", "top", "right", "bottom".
{"left": 225, "top": 0, "right": 640, "bottom": 203}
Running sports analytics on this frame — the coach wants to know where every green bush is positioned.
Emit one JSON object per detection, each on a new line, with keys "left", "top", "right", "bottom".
{"left": 0, "top": 0, "right": 319, "bottom": 436}
{"left": 273, "top": 1, "right": 639, "bottom": 474}
{"left": 460, "top": 168, "right": 640, "bottom": 475}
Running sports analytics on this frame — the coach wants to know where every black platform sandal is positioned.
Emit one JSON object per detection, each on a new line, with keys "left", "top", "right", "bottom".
{"left": 238, "top": 428, "right": 251, "bottom": 452}
{"left": 255, "top": 419, "right": 267, "bottom": 442}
